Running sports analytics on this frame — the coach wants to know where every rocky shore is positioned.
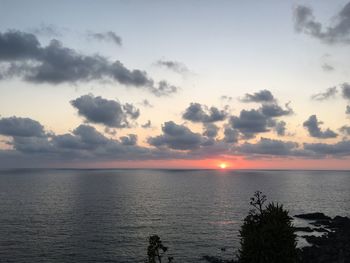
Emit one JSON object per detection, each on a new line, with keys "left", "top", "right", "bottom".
{"left": 296, "top": 213, "right": 350, "bottom": 263}
{"left": 203, "top": 212, "right": 350, "bottom": 263}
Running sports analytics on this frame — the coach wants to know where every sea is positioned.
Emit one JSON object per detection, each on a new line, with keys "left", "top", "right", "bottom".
{"left": 0, "top": 169, "right": 349, "bottom": 262}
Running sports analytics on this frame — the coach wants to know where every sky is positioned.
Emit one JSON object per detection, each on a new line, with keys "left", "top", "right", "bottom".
{"left": 1, "top": 0, "right": 350, "bottom": 169}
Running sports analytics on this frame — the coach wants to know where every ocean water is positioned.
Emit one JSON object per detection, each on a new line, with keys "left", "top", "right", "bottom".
{"left": 0, "top": 169, "right": 349, "bottom": 262}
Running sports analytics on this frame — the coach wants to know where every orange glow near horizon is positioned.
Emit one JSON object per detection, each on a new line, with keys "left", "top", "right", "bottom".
{"left": 61, "top": 156, "right": 350, "bottom": 170}
{"left": 219, "top": 163, "right": 227, "bottom": 169}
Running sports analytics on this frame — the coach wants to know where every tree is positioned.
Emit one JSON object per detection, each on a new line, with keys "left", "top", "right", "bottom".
{"left": 238, "top": 191, "right": 297, "bottom": 263}
{"left": 147, "top": 235, "right": 173, "bottom": 263}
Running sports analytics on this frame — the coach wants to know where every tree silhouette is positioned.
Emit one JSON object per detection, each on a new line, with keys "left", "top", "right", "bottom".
{"left": 238, "top": 191, "right": 297, "bottom": 263}
{"left": 147, "top": 235, "right": 173, "bottom": 263}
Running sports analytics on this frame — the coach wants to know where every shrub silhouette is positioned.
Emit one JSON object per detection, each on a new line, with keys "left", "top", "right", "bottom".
{"left": 238, "top": 191, "right": 297, "bottom": 263}
{"left": 147, "top": 235, "right": 173, "bottom": 263}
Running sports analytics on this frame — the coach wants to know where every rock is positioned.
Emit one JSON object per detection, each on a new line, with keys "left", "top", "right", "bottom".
{"left": 294, "top": 212, "right": 331, "bottom": 220}
{"left": 202, "top": 255, "right": 236, "bottom": 263}
{"left": 313, "top": 227, "right": 329, "bottom": 233}
{"left": 294, "top": 226, "right": 314, "bottom": 232}
{"left": 298, "top": 214, "right": 350, "bottom": 263}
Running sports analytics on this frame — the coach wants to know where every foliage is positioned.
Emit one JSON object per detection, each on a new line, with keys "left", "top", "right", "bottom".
{"left": 147, "top": 235, "right": 173, "bottom": 263}
{"left": 238, "top": 191, "right": 297, "bottom": 263}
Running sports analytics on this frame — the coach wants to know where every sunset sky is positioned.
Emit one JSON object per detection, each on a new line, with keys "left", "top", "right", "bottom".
{"left": 1, "top": 0, "right": 350, "bottom": 169}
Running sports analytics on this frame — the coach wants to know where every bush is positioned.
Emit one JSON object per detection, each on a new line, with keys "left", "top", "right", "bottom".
{"left": 147, "top": 235, "right": 173, "bottom": 263}
{"left": 238, "top": 191, "right": 297, "bottom": 263}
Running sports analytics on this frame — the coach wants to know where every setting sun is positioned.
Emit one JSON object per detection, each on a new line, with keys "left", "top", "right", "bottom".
{"left": 219, "top": 163, "right": 227, "bottom": 169}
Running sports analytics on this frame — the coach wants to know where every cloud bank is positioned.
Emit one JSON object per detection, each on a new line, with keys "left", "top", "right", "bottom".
{"left": 0, "top": 30, "right": 177, "bottom": 96}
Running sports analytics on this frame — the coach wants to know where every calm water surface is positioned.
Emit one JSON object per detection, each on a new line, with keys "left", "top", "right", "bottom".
{"left": 0, "top": 169, "right": 349, "bottom": 262}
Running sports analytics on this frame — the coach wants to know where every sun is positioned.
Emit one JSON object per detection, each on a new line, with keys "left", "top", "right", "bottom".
{"left": 219, "top": 163, "right": 227, "bottom": 169}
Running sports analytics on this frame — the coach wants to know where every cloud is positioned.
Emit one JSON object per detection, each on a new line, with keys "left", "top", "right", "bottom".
{"left": 260, "top": 102, "right": 293, "bottom": 117}
{"left": 203, "top": 123, "right": 219, "bottom": 138}
{"left": 141, "top": 120, "right": 152, "bottom": 128}
{"left": 1, "top": 121, "right": 163, "bottom": 162}
{"left": 238, "top": 138, "right": 299, "bottom": 156}
{"left": 339, "top": 125, "right": 350, "bottom": 135}
{"left": 220, "top": 95, "right": 233, "bottom": 103}
{"left": 229, "top": 109, "right": 270, "bottom": 138}
{"left": 87, "top": 31, "right": 122, "bottom": 46}
{"left": 303, "top": 140, "right": 350, "bottom": 156}
{"left": 182, "top": 103, "right": 228, "bottom": 123}
{"left": 150, "top": 80, "right": 177, "bottom": 97}
{"left": 275, "top": 121, "right": 287, "bottom": 136}
{"left": 346, "top": 105, "right": 350, "bottom": 115}
{"left": 11, "top": 136, "right": 54, "bottom": 154}
{"left": 240, "top": 89, "right": 275, "bottom": 103}
{"left": 0, "top": 30, "right": 177, "bottom": 96}
{"left": 70, "top": 94, "right": 140, "bottom": 128}
{"left": 311, "top": 87, "right": 338, "bottom": 101}
{"left": 0, "top": 116, "right": 45, "bottom": 137}
{"left": 120, "top": 134, "right": 137, "bottom": 146}
{"left": 223, "top": 127, "right": 239, "bottom": 143}
{"left": 52, "top": 125, "right": 111, "bottom": 151}
{"left": 104, "top": 127, "right": 117, "bottom": 136}
{"left": 303, "top": 115, "right": 338, "bottom": 138}
{"left": 156, "top": 60, "right": 189, "bottom": 74}
{"left": 1, "top": 115, "right": 350, "bottom": 167}
{"left": 148, "top": 121, "right": 203, "bottom": 150}
{"left": 341, "top": 82, "right": 350, "bottom": 100}
{"left": 140, "top": 99, "right": 153, "bottom": 108}
{"left": 0, "top": 30, "right": 41, "bottom": 60}
{"left": 294, "top": 3, "right": 350, "bottom": 44}
{"left": 29, "top": 24, "right": 63, "bottom": 37}
{"left": 321, "top": 63, "right": 335, "bottom": 72}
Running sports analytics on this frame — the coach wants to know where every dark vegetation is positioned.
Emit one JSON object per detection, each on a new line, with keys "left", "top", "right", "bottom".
{"left": 146, "top": 191, "right": 350, "bottom": 262}
{"left": 147, "top": 235, "right": 173, "bottom": 263}
{"left": 238, "top": 191, "right": 297, "bottom": 263}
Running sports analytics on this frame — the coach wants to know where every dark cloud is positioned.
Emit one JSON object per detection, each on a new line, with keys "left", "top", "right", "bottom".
{"left": 70, "top": 94, "right": 139, "bottom": 128}
{"left": 0, "top": 30, "right": 177, "bottom": 96}
{"left": 148, "top": 121, "right": 203, "bottom": 150}
{"left": 104, "top": 127, "right": 117, "bottom": 136}
{"left": 11, "top": 136, "right": 53, "bottom": 154}
{"left": 321, "top": 63, "right": 334, "bottom": 72}
{"left": 239, "top": 138, "right": 299, "bottom": 156}
{"left": 0, "top": 116, "right": 45, "bottom": 137}
{"left": 2, "top": 121, "right": 159, "bottom": 162}
{"left": 87, "top": 31, "right": 122, "bottom": 46}
{"left": 149, "top": 80, "right": 178, "bottom": 97}
{"left": 182, "top": 103, "right": 228, "bottom": 123}
{"left": 240, "top": 89, "right": 275, "bottom": 103}
{"left": 341, "top": 82, "right": 350, "bottom": 100}
{"left": 294, "top": 3, "right": 350, "bottom": 44}
{"left": 156, "top": 60, "right": 189, "bottom": 74}
{"left": 260, "top": 102, "right": 293, "bottom": 117}
{"left": 275, "top": 121, "right": 287, "bottom": 136}
{"left": 311, "top": 87, "right": 338, "bottom": 101}
{"left": 303, "top": 115, "right": 338, "bottom": 139}
{"left": 1, "top": 115, "right": 350, "bottom": 167}
{"left": 123, "top": 103, "right": 140, "bottom": 119}
{"left": 229, "top": 109, "right": 270, "bottom": 138}
{"left": 223, "top": 127, "right": 239, "bottom": 143}
{"left": 0, "top": 30, "right": 41, "bottom": 60}
{"left": 120, "top": 134, "right": 137, "bottom": 146}
{"left": 141, "top": 120, "right": 152, "bottom": 129}
{"left": 339, "top": 125, "right": 350, "bottom": 135}
{"left": 346, "top": 105, "right": 350, "bottom": 115}
{"left": 303, "top": 140, "right": 350, "bottom": 156}
{"left": 203, "top": 123, "right": 219, "bottom": 138}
